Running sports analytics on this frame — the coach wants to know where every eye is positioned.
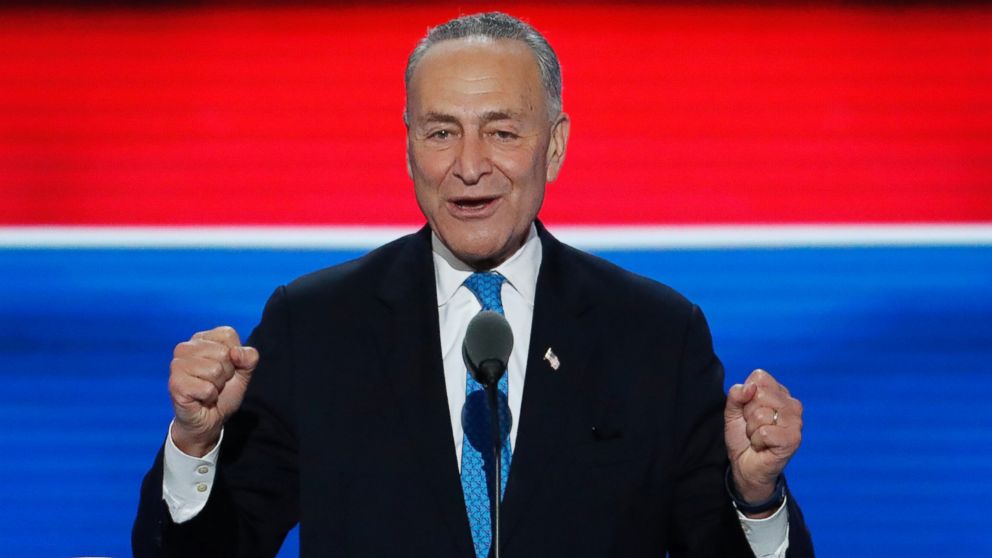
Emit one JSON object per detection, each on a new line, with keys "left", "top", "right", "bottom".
{"left": 492, "top": 130, "right": 519, "bottom": 141}
{"left": 428, "top": 129, "right": 453, "bottom": 140}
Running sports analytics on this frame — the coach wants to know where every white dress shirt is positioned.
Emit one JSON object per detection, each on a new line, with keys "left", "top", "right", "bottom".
{"left": 433, "top": 223, "right": 541, "bottom": 465}
{"left": 162, "top": 223, "right": 788, "bottom": 556}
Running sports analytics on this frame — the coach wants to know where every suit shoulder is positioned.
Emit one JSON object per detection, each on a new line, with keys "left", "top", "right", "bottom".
{"left": 281, "top": 230, "right": 424, "bottom": 304}
{"left": 561, "top": 243, "right": 696, "bottom": 317}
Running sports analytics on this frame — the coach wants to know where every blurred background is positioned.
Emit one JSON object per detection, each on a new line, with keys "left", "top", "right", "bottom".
{"left": 1, "top": 1, "right": 990, "bottom": 556}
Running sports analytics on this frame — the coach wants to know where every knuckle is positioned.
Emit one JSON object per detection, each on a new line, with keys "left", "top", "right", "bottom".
{"left": 216, "top": 325, "right": 239, "bottom": 344}
{"left": 169, "top": 374, "right": 191, "bottom": 397}
{"left": 185, "top": 338, "right": 217, "bottom": 355}
{"left": 171, "top": 360, "right": 192, "bottom": 382}
{"left": 189, "top": 379, "right": 210, "bottom": 399}
{"left": 174, "top": 358, "right": 197, "bottom": 377}
{"left": 192, "top": 340, "right": 224, "bottom": 359}
{"left": 206, "top": 385, "right": 220, "bottom": 402}
{"left": 207, "top": 360, "right": 224, "bottom": 378}
{"left": 752, "top": 408, "right": 769, "bottom": 423}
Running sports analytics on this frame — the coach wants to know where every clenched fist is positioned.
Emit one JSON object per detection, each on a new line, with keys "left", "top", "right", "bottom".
{"left": 168, "top": 326, "right": 259, "bottom": 457}
{"left": 724, "top": 369, "right": 803, "bottom": 516}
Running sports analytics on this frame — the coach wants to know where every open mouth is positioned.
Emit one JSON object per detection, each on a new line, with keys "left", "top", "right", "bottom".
{"left": 449, "top": 195, "right": 500, "bottom": 215}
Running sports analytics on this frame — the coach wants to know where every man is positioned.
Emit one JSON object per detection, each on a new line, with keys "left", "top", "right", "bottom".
{"left": 134, "top": 12, "right": 813, "bottom": 558}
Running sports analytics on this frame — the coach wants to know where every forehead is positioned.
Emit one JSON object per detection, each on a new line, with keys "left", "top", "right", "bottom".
{"left": 408, "top": 38, "right": 545, "bottom": 119}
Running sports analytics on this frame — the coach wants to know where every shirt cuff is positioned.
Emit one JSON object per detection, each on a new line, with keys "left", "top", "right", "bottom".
{"left": 161, "top": 420, "right": 223, "bottom": 524}
{"left": 736, "top": 496, "right": 790, "bottom": 558}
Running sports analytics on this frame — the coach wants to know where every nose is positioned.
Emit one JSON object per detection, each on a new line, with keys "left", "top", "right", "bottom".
{"left": 452, "top": 133, "right": 492, "bottom": 185}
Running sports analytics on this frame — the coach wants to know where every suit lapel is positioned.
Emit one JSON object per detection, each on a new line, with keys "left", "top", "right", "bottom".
{"left": 372, "top": 226, "right": 475, "bottom": 557}
{"left": 500, "top": 223, "right": 598, "bottom": 549}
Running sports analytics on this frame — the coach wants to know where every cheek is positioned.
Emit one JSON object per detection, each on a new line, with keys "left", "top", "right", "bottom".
{"left": 501, "top": 148, "right": 548, "bottom": 195}
{"left": 492, "top": 147, "right": 538, "bottom": 182}
{"left": 411, "top": 144, "right": 453, "bottom": 178}
{"left": 410, "top": 156, "right": 450, "bottom": 201}
{"left": 511, "top": 140, "right": 548, "bottom": 175}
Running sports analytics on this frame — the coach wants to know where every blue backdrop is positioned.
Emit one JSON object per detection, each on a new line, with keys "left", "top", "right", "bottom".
{"left": 2, "top": 245, "right": 990, "bottom": 556}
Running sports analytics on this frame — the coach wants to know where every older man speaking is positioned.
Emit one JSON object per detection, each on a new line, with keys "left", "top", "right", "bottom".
{"left": 134, "top": 12, "right": 813, "bottom": 558}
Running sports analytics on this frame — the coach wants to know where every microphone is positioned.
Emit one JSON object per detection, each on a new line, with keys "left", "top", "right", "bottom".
{"left": 463, "top": 310, "right": 513, "bottom": 387}
{"left": 462, "top": 310, "right": 513, "bottom": 558}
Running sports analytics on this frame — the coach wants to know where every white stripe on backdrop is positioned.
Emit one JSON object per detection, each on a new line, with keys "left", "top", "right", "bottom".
{"left": 1, "top": 224, "right": 992, "bottom": 250}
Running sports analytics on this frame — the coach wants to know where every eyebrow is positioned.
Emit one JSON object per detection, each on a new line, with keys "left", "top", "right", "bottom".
{"left": 420, "top": 110, "right": 523, "bottom": 126}
{"left": 421, "top": 112, "right": 460, "bottom": 125}
{"left": 479, "top": 110, "right": 522, "bottom": 124}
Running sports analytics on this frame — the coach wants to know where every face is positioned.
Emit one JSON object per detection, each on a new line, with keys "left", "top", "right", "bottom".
{"left": 406, "top": 38, "right": 569, "bottom": 269}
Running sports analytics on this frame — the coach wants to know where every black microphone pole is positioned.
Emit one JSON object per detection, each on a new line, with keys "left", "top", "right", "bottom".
{"left": 491, "top": 384, "right": 501, "bottom": 558}
{"left": 479, "top": 361, "right": 504, "bottom": 558}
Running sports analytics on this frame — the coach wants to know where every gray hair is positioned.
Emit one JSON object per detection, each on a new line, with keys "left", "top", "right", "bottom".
{"left": 404, "top": 12, "right": 563, "bottom": 122}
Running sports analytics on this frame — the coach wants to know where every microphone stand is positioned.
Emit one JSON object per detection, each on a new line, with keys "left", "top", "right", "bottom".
{"left": 486, "top": 384, "right": 502, "bottom": 558}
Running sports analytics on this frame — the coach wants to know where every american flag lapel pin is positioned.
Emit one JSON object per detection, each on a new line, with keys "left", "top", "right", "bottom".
{"left": 544, "top": 347, "right": 560, "bottom": 371}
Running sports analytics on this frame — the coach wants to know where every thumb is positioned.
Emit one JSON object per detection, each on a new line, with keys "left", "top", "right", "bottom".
{"left": 725, "top": 382, "right": 756, "bottom": 459}
{"left": 230, "top": 345, "right": 260, "bottom": 374}
{"left": 725, "top": 382, "right": 755, "bottom": 422}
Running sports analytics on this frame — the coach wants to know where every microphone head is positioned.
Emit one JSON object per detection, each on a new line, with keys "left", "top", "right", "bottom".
{"left": 462, "top": 310, "right": 514, "bottom": 387}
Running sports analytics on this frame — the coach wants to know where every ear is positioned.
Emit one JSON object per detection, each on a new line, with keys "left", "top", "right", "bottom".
{"left": 545, "top": 113, "right": 570, "bottom": 182}
{"left": 403, "top": 107, "right": 415, "bottom": 179}
{"left": 406, "top": 142, "right": 413, "bottom": 180}
{"left": 405, "top": 122, "right": 414, "bottom": 179}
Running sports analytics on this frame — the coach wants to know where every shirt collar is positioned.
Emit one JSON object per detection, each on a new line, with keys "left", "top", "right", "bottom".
{"left": 432, "top": 223, "right": 542, "bottom": 308}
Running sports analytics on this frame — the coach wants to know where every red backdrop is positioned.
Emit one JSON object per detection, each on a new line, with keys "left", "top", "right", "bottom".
{"left": 1, "top": 3, "right": 990, "bottom": 225}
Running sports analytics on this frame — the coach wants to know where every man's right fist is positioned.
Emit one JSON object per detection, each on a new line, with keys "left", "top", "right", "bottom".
{"left": 168, "top": 326, "right": 259, "bottom": 457}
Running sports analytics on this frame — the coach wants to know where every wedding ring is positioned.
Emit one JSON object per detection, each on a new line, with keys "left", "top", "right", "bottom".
{"left": 772, "top": 409, "right": 780, "bottom": 425}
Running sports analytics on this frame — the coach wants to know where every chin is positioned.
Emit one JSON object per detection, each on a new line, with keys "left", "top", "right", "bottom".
{"left": 432, "top": 212, "right": 528, "bottom": 268}
{"left": 447, "top": 234, "right": 512, "bottom": 269}
{"left": 452, "top": 244, "right": 502, "bottom": 269}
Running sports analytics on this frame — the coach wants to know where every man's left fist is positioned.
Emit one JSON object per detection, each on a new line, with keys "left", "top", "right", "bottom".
{"left": 724, "top": 369, "right": 803, "bottom": 508}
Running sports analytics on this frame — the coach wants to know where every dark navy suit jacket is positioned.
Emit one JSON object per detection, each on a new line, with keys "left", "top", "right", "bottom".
{"left": 133, "top": 222, "right": 813, "bottom": 557}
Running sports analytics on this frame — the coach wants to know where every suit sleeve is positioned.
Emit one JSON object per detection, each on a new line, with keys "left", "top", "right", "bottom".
{"left": 665, "top": 304, "right": 753, "bottom": 558}
{"left": 666, "top": 304, "right": 814, "bottom": 558}
{"left": 133, "top": 286, "right": 300, "bottom": 558}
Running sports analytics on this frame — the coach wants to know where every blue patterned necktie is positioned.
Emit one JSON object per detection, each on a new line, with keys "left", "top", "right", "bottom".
{"left": 461, "top": 271, "right": 513, "bottom": 558}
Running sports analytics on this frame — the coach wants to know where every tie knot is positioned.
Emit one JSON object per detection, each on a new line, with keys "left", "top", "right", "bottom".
{"left": 463, "top": 272, "right": 506, "bottom": 313}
